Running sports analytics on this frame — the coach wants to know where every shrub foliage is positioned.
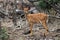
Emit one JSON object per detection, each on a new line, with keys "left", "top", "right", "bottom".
{"left": 38, "top": 0, "right": 60, "bottom": 9}
{"left": 0, "top": 28, "right": 9, "bottom": 40}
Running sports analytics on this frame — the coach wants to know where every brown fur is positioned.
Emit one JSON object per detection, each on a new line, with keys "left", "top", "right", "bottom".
{"left": 23, "top": 7, "right": 49, "bottom": 36}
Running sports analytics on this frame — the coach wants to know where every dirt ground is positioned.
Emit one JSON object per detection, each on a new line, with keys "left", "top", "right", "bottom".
{"left": 1, "top": 17, "right": 60, "bottom": 40}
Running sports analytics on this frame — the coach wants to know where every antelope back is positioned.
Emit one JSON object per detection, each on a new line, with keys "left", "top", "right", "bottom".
{"left": 27, "top": 13, "right": 48, "bottom": 23}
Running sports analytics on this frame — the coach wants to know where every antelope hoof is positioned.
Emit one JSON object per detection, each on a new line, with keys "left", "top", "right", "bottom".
{"left": 44, "top": 32, "right": 49, "bottom": 37}
{"left": 30, "top": 32, "right": 33, "bottom": 36}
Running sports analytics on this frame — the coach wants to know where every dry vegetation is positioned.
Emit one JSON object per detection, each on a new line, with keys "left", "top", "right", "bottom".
{"left": 0, "top": 16, "right": 60, "bottom": 40}
{"left": 0, "top": 0, "right": 60, "bottom": 40}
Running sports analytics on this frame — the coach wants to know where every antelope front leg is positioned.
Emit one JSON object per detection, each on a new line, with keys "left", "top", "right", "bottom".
{"left": 29, "top": 23, "right": 33, "bottom": 36}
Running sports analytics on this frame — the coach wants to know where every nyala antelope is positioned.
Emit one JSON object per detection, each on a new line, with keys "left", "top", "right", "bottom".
{"left": 23, "top": 5, "right": 49, "bottom": 36}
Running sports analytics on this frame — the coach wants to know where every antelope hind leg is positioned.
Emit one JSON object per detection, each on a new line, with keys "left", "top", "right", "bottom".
{"left": 42, "top": 20, "right": 49, "bottom": 36}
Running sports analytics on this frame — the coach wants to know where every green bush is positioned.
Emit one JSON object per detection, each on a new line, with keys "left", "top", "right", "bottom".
{"left": 38, "top": 0, "right": 51, "bottom": 9}
{"left": 38, "top": 0, "right": 60, "bottom": 10}
{"left": 0, "top": 28, "right": 9, "bottom": 40}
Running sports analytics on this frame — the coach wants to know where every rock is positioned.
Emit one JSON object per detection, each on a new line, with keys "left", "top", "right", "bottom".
{"left": 23, "top": 30, "right": 31, "bottom": 35}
